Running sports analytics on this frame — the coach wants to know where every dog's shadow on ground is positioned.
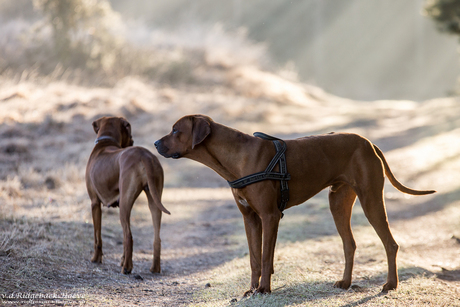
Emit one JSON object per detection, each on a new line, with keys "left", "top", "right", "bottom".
{"left": 436, "top": 268, "right": 460, "bottom": 282}
{"left": 232, "top": 266, "right": 436, "bottom": 307}
{"left": 126, "top": 196, "right": 248, "bottom": 276}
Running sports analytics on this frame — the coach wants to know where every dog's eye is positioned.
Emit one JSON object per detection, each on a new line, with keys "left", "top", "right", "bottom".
{"left": 172, "top": 128, "right": 178, "bottom": 134}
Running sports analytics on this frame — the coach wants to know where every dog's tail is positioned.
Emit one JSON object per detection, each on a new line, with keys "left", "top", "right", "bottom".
{"left": 142, "top": 156, "right": 171, "bottom": 215}
{"left": 373, "top": 145, "right": 436, "bottom": 195}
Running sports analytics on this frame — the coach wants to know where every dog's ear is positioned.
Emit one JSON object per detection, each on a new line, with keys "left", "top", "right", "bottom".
{"left": 192, "top": 116, "right": 211, "bottom": 149}
{"left": 120, "top": 118, "right": 134, "bottom": 146}
{"left": 121, "top": 118, "right": 131, "bottom": 136}
{"left": 92, "top": 118, "right": 101, "bottom": 134}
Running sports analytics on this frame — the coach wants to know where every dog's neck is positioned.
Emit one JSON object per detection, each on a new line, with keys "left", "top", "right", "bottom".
{"left": 186, "top": 122, "right": 272, "bottom": 182}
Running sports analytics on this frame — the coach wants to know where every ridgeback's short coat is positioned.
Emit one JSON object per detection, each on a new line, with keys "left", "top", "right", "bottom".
{"left": 86, "top": 116, "right": 170, "bottom": 274}
{"left": 155, "top": 114, "right": 435, "bottom": 295}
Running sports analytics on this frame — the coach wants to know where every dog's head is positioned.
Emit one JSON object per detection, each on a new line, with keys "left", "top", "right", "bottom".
{"left": 92, "top": 116, "right": 134, "bottom": 148}
{"left": 155, "top": 115, "right": 211, "bottom": 159}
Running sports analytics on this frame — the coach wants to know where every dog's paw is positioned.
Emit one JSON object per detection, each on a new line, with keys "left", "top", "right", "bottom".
{"left": 381, "top": 282, "right": 397, "bottom": 293}
{"left": 150, "top": 264, "right": 161, "bottom": 274}
{"left": 91, "top": 254, "right": 103, "bottom": 263}
{"left": 252, "top": 287, "right": 271, "bottom": 296}
{"left": 333, "top": 280, "right": 351, "bottom": 289}
{"left": 243, "top": 289, "right": 255, "bottom": 297}
{"left": 244, "top": 286, "right": 270, "bottom": 296}
{"left": 122, "top": 267, "right": 132, "bottom": 275}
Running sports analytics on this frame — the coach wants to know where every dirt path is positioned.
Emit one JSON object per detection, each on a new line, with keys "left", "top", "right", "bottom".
{"left": 3, "top": 184, "right": 460, "bottom": 306}
{"left": 0, "top": 187, "right": 245, "bottom": 306}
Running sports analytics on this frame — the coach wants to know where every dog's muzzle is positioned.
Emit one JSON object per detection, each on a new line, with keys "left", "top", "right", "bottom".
{"left": 154, "top": 140, "right": 180, "bottom": 159}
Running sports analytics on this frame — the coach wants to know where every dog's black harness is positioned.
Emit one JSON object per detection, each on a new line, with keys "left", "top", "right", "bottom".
{"left": 228, "top": 132, "right": 290, "bottom": 217}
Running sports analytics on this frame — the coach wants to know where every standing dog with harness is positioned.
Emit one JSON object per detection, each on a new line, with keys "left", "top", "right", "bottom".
{"left": 86, "top": 116, "right": 170, "bottom": 275}
{"left": 155, "top": 114, "right": 435, "bottom": 296}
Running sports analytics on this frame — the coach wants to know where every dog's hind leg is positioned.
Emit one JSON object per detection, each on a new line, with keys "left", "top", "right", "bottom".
{"left": 329, "top": 183, "right": 357, "bottom": 289}
{"left": 90, "top": 199, "right": 103, "bottom": 263}
{"left": 358, "top": 176, "right": 399, "bottom": 292}
{"left": 146, "top": 188, "right": 163, "bottom": 273}
{"left": 118, "top": 177, "right": 142, "bottom": 274}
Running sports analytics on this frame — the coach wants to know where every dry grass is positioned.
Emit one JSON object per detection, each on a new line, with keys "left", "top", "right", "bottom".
{"left": 191, "top": 196, "right": 460, "bottom": 306}
{"left": 0, "top": 38, "right": 460, "bottom": 305}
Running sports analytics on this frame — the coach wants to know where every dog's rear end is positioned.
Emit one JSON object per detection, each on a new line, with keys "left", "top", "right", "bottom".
{"left": 86, "top": 116, "right": 169, "bottom": 274}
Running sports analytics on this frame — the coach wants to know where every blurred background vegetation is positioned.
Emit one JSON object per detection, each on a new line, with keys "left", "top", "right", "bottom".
{"left": 424, "top": 0, "right": 460, "bottom": 35}
{"left": 0, "top": 0, "right": 459, "bottom": 100}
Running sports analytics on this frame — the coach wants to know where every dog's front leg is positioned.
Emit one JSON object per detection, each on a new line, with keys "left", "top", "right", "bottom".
{"left": 238, "top": 203, "right": 262, "bottom": 296}
{"left": 256, "top": 212, "right": 281, "bottom": 294}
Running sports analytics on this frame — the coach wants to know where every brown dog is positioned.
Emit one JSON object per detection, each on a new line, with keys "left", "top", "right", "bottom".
{"left": 86, "top": 116, "right": 170, "bottom": 274}
{"left": 155, "top": 114, "right": 435, "bottom": 295}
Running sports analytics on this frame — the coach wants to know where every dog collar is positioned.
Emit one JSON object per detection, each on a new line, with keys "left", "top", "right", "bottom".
{"left": 94, "top": 136, "right": 119, "bottom": 145}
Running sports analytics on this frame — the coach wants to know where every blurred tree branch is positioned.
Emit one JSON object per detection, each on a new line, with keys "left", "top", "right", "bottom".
{"left": 424, "top": 0, "right": 460, "bottom": 36}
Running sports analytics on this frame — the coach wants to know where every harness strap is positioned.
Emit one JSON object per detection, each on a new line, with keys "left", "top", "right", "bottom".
{"left": 228, "top": 133, "right": 290, "bottom": 218}
{"left": 227, "top": 171, "right": 290, "bottom": 188}
{"left": 275, "top": 140, "right": 289, "bottom": 213}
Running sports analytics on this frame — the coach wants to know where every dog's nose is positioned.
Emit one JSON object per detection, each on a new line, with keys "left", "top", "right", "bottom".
{"left": 154, "top": 140, "right": 160, "bottom": 149}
